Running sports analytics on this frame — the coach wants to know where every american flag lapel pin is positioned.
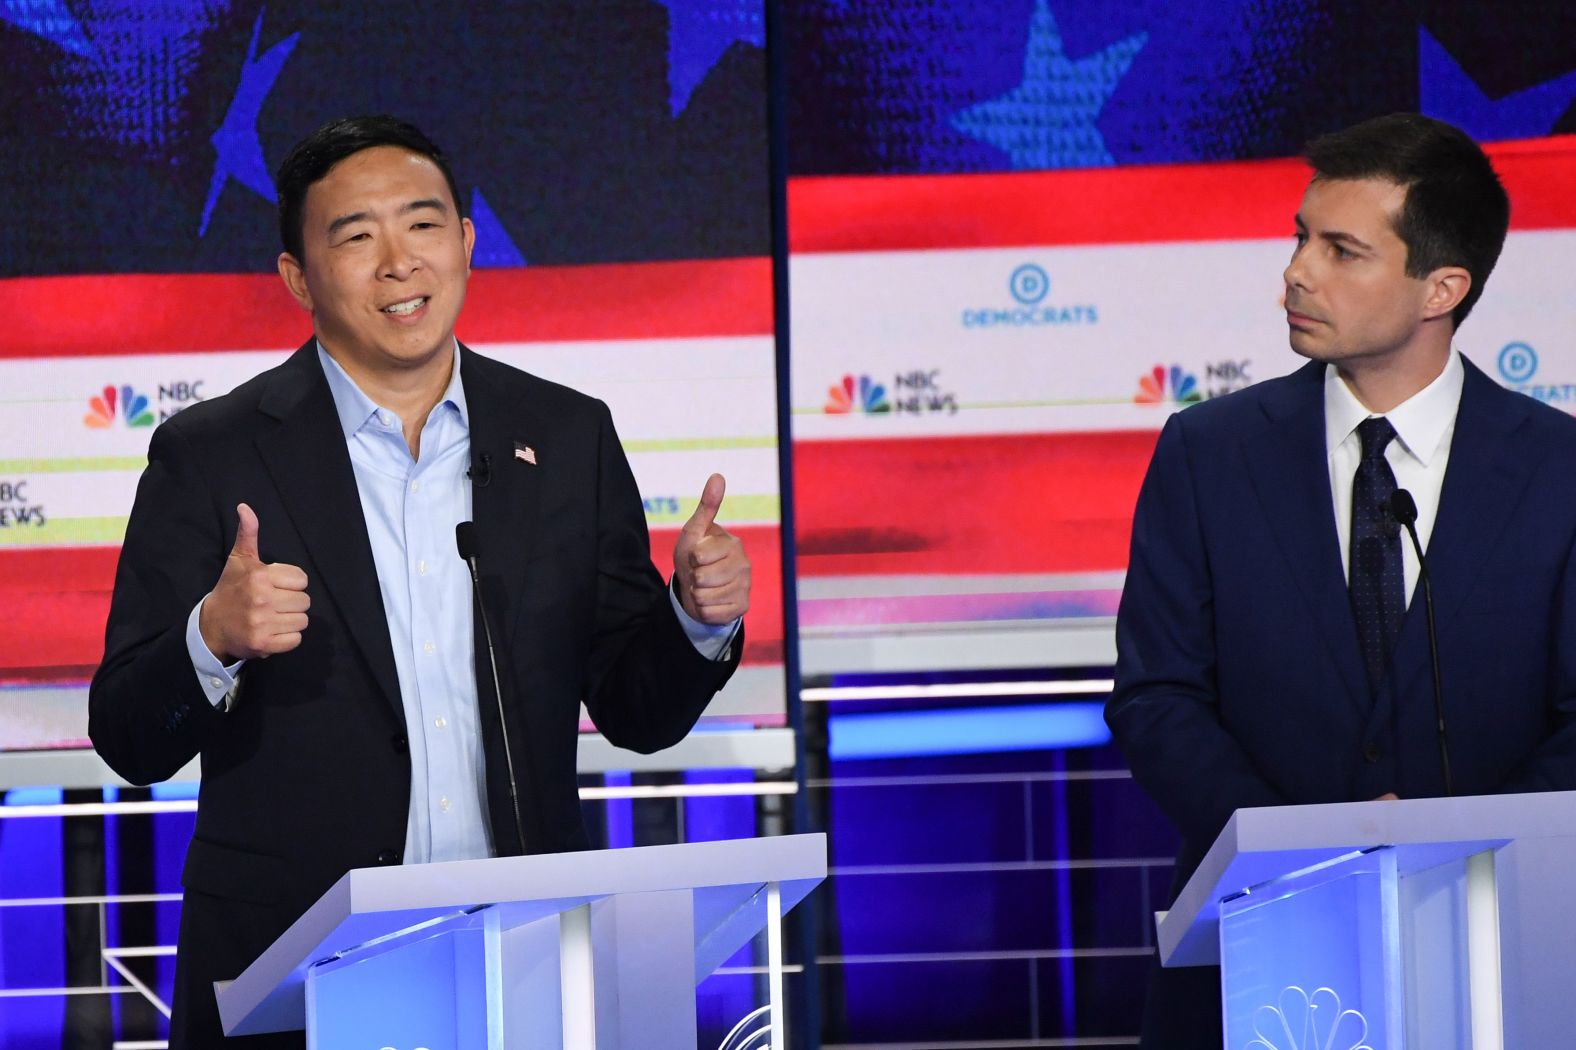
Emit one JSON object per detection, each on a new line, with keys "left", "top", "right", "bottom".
{"left": 514, "top": 441, "right": 537, "bottom": 466}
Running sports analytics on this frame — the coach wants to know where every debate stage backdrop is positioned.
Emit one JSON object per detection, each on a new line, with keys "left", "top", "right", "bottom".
{"left": 0, "top": 0, "right": 785, "bottom": 750}
{"left": 3, "top": 0, "right": 1576, "bottom": 1045}
{"left": 784, "top": 0, "right": 1576, "bottom": 674}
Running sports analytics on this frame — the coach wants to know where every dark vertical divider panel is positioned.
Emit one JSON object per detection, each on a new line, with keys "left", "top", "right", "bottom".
{"left": 61, "top": 790, "right": 110, "bottom": 1046}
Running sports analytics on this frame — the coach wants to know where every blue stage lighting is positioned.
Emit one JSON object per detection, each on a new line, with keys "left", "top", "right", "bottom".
{"left": 828, "top": 702, "right": 1110, "bottom": 760}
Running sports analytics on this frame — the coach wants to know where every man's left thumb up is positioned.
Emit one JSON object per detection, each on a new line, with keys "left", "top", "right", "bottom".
{"left": 683, "top": 473, "right": 727, "bottom": 537}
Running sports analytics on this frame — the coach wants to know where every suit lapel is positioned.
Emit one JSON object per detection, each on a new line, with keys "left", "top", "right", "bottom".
{"left": 253, "top": 344, "right": 403, "bottom": 721}
{"left": 1241, "top": 361, "right": 1370, "bottom": 714}
{"left": 1389, "top": 359, "right": 1535, "bottom": 697}
{"left": 461, "top": 347, "right": 547, "bottom": 638}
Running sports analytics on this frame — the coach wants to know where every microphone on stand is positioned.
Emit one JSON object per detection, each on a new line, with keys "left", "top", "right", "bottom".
{"left": 455, "top": 521, "right": 528, "bottom": 852}
{"left": 466, "top": 452, "right": 492, "bottom": 487}
{"left": 1387, "top": 489, "right": 1454, "bottom": 796}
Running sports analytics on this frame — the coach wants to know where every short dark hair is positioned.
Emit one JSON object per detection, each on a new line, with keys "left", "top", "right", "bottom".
{"left": 1305, "top": 113, "right": 1509, "bottom": 327}
{"left": 275, "top": 115, "right": 465, "bottom": 262}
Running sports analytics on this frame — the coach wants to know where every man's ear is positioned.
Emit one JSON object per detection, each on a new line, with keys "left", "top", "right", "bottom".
{"left": 461, "top": 216, "right": 476, "bottom": 273}
{"left": 277, "top": 252, "right": 313, "bottom": 312}
{"left": 1422, "top": 266, "right": 1471, "bottom": 322}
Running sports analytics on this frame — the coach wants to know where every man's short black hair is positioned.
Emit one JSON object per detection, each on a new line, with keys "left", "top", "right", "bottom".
{"left": 1305, "top": 113, "right": 1509, "bottom": 327}
{"left": 276, "top": 115, "right": 465, "bottom": 262}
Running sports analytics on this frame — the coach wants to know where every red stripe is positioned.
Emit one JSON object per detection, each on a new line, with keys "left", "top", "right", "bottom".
{"left": 0, "top": 257, "right": 773, "bottom": 358}
{"left": 0, "top": 547, "right": 118, "bottom": 681}
{"left": 789, "top": 135, "right": 1576, "bottom": 253}
{"left": 794, "top": 431, "right": 1159, "bottom": 577}
{"left": 0, "top": 525, "right": 784, "bottom": 679}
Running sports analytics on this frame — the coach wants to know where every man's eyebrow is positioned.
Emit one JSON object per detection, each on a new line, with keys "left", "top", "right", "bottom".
{"left": 1293, "top": 214, "right": 1374, "bottom": 252}
{"left": 1322, "top": 230, "right": 1374, "bottom": 252}
{"left": 324, "top": 199, "right": 449, "bottom": 238}
{"left": 402, "top": 198, "right": 447, "bottom": 215}
{"left": 325, "top": 210, "right": 371, "bottom": 237}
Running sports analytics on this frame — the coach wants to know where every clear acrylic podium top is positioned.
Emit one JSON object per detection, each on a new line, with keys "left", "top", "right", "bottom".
{"left": 1155, "top": 791, "right": 1576, "bottom": 1050}
{"left": 1153, "top": 791, "right": 1576, "bottom": 967}
{"left": 215, "top": 833, "right": 827, "bottom": 1038}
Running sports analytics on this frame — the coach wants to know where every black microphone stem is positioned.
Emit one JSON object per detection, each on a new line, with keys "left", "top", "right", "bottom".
{"left": 1391, "top": 491, "right": 1454, "bottom": 797}
{"left": 456, "top": 522, "right": 528, "bottom": 854}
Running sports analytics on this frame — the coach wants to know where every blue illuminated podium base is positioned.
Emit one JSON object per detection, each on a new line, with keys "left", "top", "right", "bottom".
{"left": 1157, "top": 792, "right": 1576, "bottom": 1049}
{"left": 213, "top": 835, "right": 825, "bottom": 1050}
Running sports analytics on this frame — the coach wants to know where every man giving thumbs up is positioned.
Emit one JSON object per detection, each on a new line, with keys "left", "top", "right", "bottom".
{"left": 198, "top": 504, "right": 311, "bottom": 662}
{"left": 673, "top": 474, "right": 752, "bottom": 627}
{"left": 88, "top": 115, "right": 749, "bottom": 1050}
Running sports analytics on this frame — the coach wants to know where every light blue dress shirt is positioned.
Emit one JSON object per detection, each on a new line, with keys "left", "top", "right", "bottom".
{"left": 185, "top": 342, "right": 736, "bottom": 864}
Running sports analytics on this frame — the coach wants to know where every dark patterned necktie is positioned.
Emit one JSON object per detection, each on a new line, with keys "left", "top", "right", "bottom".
{"left": 1349, "top": 417, "right": 1405, "bottom": 695}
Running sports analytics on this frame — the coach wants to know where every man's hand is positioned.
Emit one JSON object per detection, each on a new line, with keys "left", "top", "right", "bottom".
{"left": 673, "top": 474, "right": 750, "bottom": 626}
{"left": 198, "top": 503, "right": 311, "bottom": 662}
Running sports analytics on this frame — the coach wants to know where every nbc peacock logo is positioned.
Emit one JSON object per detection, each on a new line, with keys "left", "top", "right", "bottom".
{"left": 1246, "top": 985, "right": 1372, "bottom": 1050}
{"left": 824, "top": 374, "right": 891, "bottom": 415}
{"left": 1134, "top": 365, "right": 1203, "bottom": 406}
{"left": 84, "top": 385, "right": 155, "bottom": 429}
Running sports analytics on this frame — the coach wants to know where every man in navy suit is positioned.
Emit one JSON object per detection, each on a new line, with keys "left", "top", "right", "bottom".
{"left": 1107, "top": 113, "right": 1576, "bottom": 1047}
{"left": 89, "top": 116, "right": 752, "bottom": 1047}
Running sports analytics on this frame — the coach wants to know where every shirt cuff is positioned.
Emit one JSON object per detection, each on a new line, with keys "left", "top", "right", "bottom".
{"left": 669, "top": 581, "right": 740, "bottom": 662}
{"left": 186, "top": 597, "right": 245, "bottom": 709}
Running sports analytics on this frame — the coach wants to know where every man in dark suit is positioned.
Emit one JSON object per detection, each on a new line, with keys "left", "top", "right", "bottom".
{"left": 88, "top": 116, "right": 751, "bottom": 1047}
{"left": 1107, "top": 113, "right": 1576, "bottom": 1047}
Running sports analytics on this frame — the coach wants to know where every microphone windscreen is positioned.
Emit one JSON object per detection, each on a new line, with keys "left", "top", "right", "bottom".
{"left": 455, "top": 521, "right": 479, "bottom": 561}
{"left": 1388, "top": 489, "right": 1419, "bottom": 526}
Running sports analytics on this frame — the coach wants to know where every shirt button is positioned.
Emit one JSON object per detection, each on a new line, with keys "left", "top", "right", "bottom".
{"left": 377, "top": 411, "right": 392, "bottom": 427}
{"left": 423, "top": 640, "right": 435, "bottom": 654}
{"left": 411, "top": 480, "right": 421, "bottom": 494}
{"left": 417, "top": 559, "right": 428, "bottom": 575}
{"left": 434, "top": 716, "right": 447, "bottom": 730}
{"left": 209, "top": 677, "right": 223, "bottom": 689}
{"left": 439, "top": 797, "right": 451, "bottom": 813}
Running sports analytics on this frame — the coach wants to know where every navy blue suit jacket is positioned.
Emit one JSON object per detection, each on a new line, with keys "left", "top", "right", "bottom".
{"left": 1110, "top": 356, "right": 1576, "bottom": 887}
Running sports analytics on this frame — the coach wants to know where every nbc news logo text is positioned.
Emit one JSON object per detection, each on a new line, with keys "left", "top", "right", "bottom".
{"left": 825, "top": 371, "right": 958, "bottom": 416}
{"left": 0, "top": 480, "right": 45, "bottom": 528}
{"left": 85, "top": 381, "right": 208, "bottom": 429}
{"left": 1135, "top": 361, "right": 1253, "bottom": 405}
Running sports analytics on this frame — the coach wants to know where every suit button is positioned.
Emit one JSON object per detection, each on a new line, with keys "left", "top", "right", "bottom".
{"left": 1363, "top": 744, "right": 1381, "bottom": 764}
{"left": 391, "top": 734, "right": 408, "bottom": 754}
{"left": 376, "top": 849, "right": 400, "bottom": 865}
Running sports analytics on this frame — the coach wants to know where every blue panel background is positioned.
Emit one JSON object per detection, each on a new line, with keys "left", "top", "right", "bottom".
{"left": 0, "top": 0, "right": 769, "bottom": 275}
{"left": 784, "top": 0, "right": 1576, "bottom": 175}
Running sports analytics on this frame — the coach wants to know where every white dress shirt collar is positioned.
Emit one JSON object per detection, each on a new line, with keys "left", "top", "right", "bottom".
{"left": 316, "top": 339, "right": 469, "bottom": 439}
{"left": 1323, "top": 349, "right": 1464, "bottom": 467}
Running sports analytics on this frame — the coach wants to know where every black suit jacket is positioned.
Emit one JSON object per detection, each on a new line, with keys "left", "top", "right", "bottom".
{"left": 88, "top": 342, "right": 740, "bottom": 1046}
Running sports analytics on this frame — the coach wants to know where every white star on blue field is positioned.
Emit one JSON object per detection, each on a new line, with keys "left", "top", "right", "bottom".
{"left": 952, "top": 0, "right": 1147, "bottom": 169}
{"left": 1419, "top": 26, "right": 1576, "bottom": 141}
